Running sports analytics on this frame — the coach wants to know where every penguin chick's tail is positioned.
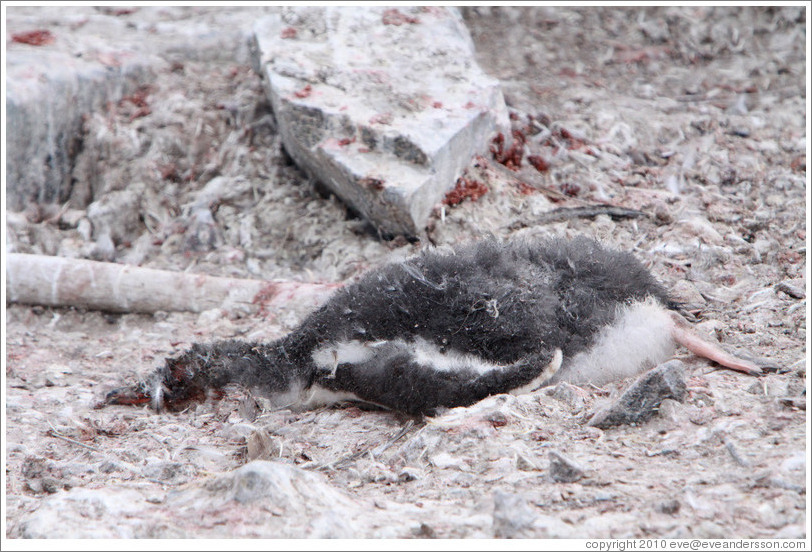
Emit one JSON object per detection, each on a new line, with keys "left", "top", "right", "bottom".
{"left": 99, "top": 340, "right": 289, "bottom": 411}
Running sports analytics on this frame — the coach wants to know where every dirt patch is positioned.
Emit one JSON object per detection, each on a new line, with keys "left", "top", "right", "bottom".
{"left": 4, "top": 6, "right": 807, "bottom": 539}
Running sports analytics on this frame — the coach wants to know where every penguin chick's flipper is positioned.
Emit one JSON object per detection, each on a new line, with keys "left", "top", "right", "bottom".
{"left": 668, "top": 312, "right": 764, "bottom": 376}
{"left": 314, "top": 340, "right": 561, "bottom": 416}
{"left": 101, "top": 340, "right": 296, "bottom": 411}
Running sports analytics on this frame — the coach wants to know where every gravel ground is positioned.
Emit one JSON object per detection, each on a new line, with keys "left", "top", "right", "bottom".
{"left": 4, "top": 6, "right": 808, "bottom": 540}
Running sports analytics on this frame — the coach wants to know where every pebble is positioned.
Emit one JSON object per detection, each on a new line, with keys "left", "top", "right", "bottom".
{"left": 779, "top": 451, "right": 806, "bottom": 473}
{"left": 245, "top": 429, "right": 279, "bottom": 462}
{"left": 515, "top": 451, "right": 541, "bottom": 472}
{"left": 398, "top": 466, "right": 421, "bottom": 482}
{"left": 492, "top": 490, "right": 537, "bottom": 538}
{"left": 547, "top": 381, "right": 585, "bottom": 411}
{"left": 657, "top": 398, "right": 689, "bottom": 424}
{"left": 141, "top": 461, "right": 197, "bottom": 485}
{"left": 695, "top": 520, "right": 727, "bottom": 538}
{"left": 655, "top": 499, "right": 681, "bottom": 515}
{"left": 775, "top": 281, "right": 805, "bottom": 299}
{"left": 669, "top": 280, "right": 706, "bottom": 306}
{"left": 547, "top": 450, "right": 585, "bottom": 483}
{"left": 429, "top": 452, "right": 465, "bottom": 470}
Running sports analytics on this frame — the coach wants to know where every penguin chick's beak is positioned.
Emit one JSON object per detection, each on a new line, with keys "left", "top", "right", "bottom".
{"left": 97, "top": 384, "right": 152, "bottom": 408}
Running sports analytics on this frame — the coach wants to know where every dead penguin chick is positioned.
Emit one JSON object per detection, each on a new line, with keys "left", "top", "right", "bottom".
{"left": 103, "top": 236, "right": 762, "bottom": 416}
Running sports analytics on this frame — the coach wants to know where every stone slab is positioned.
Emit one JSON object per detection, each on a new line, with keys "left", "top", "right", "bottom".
{"left": 4, "top": 7, "right": 265, "bottom": 212}
{"left": 251, "top": 6, "right": 510, "bottom": 236}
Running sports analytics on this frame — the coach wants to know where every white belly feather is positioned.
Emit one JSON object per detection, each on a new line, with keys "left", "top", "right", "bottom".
{"left": 560, "top": 297, "right": 676, "bottom": 386}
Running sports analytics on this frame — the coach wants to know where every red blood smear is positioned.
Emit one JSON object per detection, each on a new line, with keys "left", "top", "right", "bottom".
{"left": 527, "top": 155, "right": 549, "bottom": 172}
{"left": 490, "top": 132, "right": 525, "bottom": 170}
{"left": 443, "top": 178, "right": 488, "bottom": 206}
{"left": 294, "top": 85, "right": 312, "bottom": 99}
{"left": 382, "top": 8, "right": 419, "bottom": 25}
{"left": 12, "top": 29, "right": 55, "bottom": 46}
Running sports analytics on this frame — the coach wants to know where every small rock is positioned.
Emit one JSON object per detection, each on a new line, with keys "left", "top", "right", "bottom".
{"left": 694, "top": 319, "right": 725, "bottom": 341}
{"left": 753, "top": 237, "right": 775, "bottom": 256}
{"left": 775, "top": 280, "right": 806, "bottom": 299}
{"left": 59, "top": 208, "right": 86, "bottom": 228}
{"left": 758, "top": 500, "right": 790, "bottom": 529}
{"left": 98, "top": 460, "right": 124, "bottom": 474}
{"left": 678, "top": 216, "right": 723, "bottom": 244}
{"left": 429, "top": 452, "right": 464, "bottom": 470}
{"left": 765, "top": 379, "right": 790, "bottom": 397}
{"left": 183, "top": 208, "right": 221, "bottom": 252}
{"left": 86, "top": 185, "right": 145, "bottom": 245}
{"left": 141, "top": 461, "right": 197, "bottom": 485}
{"left": 657, "top": 398, "right": 689, "bottom": 423}
{"left": 547, "top": 450, "right": 585, "bottom": 483}
{"left": 515, "top": 452, "right": 540, "bottom": 472}
{"left": 21, "top": 456, "right": 69, "bottom": 493}
{"left": 486, "top": 410, "right": 510, "bottom": 427}
{"left": 727, "top": 127, "right": 750, "bottom": 138}
{"left": 492, "top": 490, "right": 537, "bottom": 538}
{"left": 724, "top": 437, "right": 750, "bottom": 467}
{"left": 587, "top": 360, "right": 687, "bottom": 429}
{"left": 773, "top": 524, "right": 806, "bottom": 539}
{"left": 76, "top": 218, "right": 93, "bottom": 241}
{"left": 748, "top": 376, "right": 795, "bottom": 398}
{"left": 687, "top": 407, "right": 714, "bottom": 426}
{"left": 196, "top": 308, "right": 225, "bottom": 326}
{"left": 398, "top": 466, "right": 421, "bottom": 482}
{"left": 245, "top": 429, "right": 279, "bottom": 461}
{"left": 669, "top": 280, "right": 706, "bottom": 306}
{"left": 694, "top": 520, "right": 727, "bottom": 539}
{"left": 365, "top": 463, "right": 398, "bottom": 484}
{"left": 548, "top": 381, "right": 585, "bottom": 411}
{"left": 655, "top": 499, "right": 681, "bottom": 515}
{"left": 778, "top": 397, "right": 806, "bottom": 410}
{"left": 779, "top": 451, "right": 806, "bottom": 473}
{"left": 653, "top": 204, "right": 674, "bottom": 225}
{"left": 747, "top": 380, "right": 766, "bottom": 396}
{"left": 27, "top": 477, "right": 61, "bottom": 494}
{"left": 91, "top": 231, "right": 116, "bottom": 262}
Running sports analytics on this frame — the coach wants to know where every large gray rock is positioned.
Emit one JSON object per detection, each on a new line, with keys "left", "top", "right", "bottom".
{"left": 251, "top": 7, "right": 510, "bottom": 236}
{"left": 587, "top": 360, "right": 688, "bottom": 429}
{"left": 17, "top": 461, "right": 371, "bottom": 538}
{"left": 19, "top": 487, "right": 147, "bottom": 538}
{"left": 166, "top": 460, "right": 358, "bottom": 512}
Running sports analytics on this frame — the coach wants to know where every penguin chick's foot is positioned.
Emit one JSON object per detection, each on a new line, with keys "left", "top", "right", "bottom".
{"left": 669, "top": 312, "right": 763, "bottom": 376}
